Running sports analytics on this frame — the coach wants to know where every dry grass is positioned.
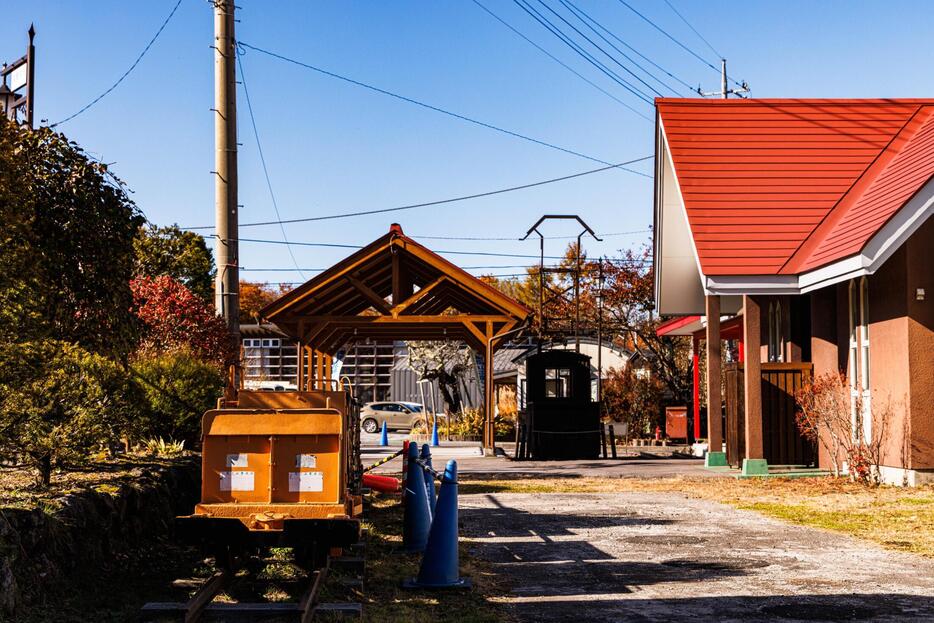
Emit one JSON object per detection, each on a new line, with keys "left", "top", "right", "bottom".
{"left": 0, "top": 456, "right": 188, "bottom": 511}
{"left": 360, "top": 495, "right": 512, "bottom": 623}
{"left": 460, "top": 476, "right": 934, "bottom": 558}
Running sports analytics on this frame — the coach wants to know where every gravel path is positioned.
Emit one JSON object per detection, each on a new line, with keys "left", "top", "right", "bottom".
{"left": 460, "top": 492, "right": 934, "bottom": 622}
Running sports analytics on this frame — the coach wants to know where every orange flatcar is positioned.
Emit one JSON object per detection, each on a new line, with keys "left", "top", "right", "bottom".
{"left": 176, "top": 387, "right": 362, "bottom": 570}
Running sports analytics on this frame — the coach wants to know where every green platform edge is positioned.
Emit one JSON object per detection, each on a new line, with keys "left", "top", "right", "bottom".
{"left": 741, "top": 458, "right": 769, "bottom": 476}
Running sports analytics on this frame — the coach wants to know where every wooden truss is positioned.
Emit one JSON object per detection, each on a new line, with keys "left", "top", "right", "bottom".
{"left": 262, "top": 224, "right": 531, "bottom": 449}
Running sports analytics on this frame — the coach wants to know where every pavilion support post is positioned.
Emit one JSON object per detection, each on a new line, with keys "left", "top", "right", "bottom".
{"left": 295, "top": 340, "right": 305, "bottom": 392}
{"left": 742, "top": 294, "right": 767, "bottom": 475}
{"left": 705, "top": 296, "right": 726, "bottom": 467}
{"left": 483, "top": 322, "right": 496, "bottom": 454}
{"left": 692, "top": 335, "right": 701, "bottom": 444}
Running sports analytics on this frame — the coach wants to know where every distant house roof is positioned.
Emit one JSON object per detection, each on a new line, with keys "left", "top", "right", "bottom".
{"left": 655, "top": 98, "right": 934, "bottom": 311}
{"left": 241, "top": 323, "right": 291, "bottom": 339}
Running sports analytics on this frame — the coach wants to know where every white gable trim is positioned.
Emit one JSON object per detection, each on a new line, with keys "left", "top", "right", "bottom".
{"left": 654, "top": 120, "right": 708, "bottom": 314}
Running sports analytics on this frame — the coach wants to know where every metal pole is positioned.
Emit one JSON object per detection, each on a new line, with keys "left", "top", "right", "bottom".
{"left": 26, "top": 24, "right": 34, "bottom": 129}
{"left": 214, "top": 1, "right": 240, "bottom": 348}
{"left": 721, "top": 59, "right": 727, "bottom": 99}
{"left": 597, "top": 257, "right": 604, "bottom": 403}
{"left": 574, "top": 232, "right": 583, "bottom": 353}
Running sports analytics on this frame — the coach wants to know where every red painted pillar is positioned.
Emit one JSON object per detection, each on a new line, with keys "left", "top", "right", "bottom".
{"left": 692, "top": 336, "right": 701, "bottom": 440}
{"left": 738, "top": 339, "right": 745, "bottom": 363}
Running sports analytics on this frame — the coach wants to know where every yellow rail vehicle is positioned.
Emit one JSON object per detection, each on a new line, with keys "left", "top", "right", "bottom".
{"left": 177, "top": 388, "right": 363, "bottom": 569}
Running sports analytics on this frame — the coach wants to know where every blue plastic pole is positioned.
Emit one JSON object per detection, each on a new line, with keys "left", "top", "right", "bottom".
{"left": 405, "top": 460, "right": 471, "bottom": 588}
{"left": 431, "top": 419, "right": 440, "bottom": 447}
{"left": 420, "top": 444, "right": 436, "bottom": 511}
{"left": 379, "top": 420, "right": 389, "bottom": 446}
{"left": 402, "top": 442, "right": 432, "bottom": 552}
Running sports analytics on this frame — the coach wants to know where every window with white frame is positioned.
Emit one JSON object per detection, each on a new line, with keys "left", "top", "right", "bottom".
{"left": 848, "top": 278, "right": 871, "bottom": 441}
{"left": 768, "top": 300, "right": 785, "bottom": 362}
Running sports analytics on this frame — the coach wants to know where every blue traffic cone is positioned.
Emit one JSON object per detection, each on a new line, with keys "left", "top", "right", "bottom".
{"left": 402, "top": 443, "right": 432, "bottom": 553}
{"left": 431, "top": 420, "right": 440, "bottom": 447}
{"left": 420, "top": 444, "right": 437, "bottom": 511}
{"left": 404, "top": 460, "right": 471, "bottom": 589}
{"left": 379, "top": 420, "right": 389, "bottom": 446}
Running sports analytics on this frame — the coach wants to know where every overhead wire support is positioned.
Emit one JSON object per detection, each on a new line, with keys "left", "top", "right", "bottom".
{"left": 237, "top": 40, "right": 631, "bottom": 166}
{"left": 558, "top": 0, "right": 694, "bottom": 94}
{"left": 183, "top": 155, "right": 653, "bottom": 230}
{"left": 52, "top": 0, "right": 184, "bottom": 127}
{"left": 532, "top": 0, "right": 666, "bottom": 99}
{"left": 236, "top": 46, "right": 305, "bottom": 280}
{"left": 512, "top": 0, "right": 655, "bottom": 106}
{"left": 469, "top": 0, "right": 650, "bottom": 120}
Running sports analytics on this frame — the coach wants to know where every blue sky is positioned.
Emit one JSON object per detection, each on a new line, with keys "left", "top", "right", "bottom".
{"left": 3, "top": 1, "right": 932, "bottom": 286}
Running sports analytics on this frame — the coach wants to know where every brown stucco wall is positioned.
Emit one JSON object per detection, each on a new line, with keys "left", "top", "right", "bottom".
{"left": 810, "top": 287, "right": 838, "bottom": 470}
{"left": 906, "top": 217, "right": 934, "bottom": 469}
{"left": 866, "top": 244, "right": 911, "bottom": 469}
{"left": 807, "top": 216, "right": 934, "bottom": 473}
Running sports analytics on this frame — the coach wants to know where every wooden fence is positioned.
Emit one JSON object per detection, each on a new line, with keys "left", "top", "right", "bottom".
{"left": 724, "top": 362, "right": 816, "bottom": 467}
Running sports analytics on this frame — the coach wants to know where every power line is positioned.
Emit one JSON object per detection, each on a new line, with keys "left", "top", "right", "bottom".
{"left": 408, "top": 229, "right": 650, "bottom": 241}
{"left": 237, "top": 40, "right": 626, "bottom": 167}
{"left": 614, "top": 0, "right": 741, "bottom": 87}
{"left": 470, "top": 0, "right": 650, "bottom": 121}
{"left": 51, "top": 0, "right": 184, "bottom": 127}
{"left": 532, "top": 0, "right": 665, "bottom": 99}
{"left": 237, "top": 50, "right": 305, "bottom": 280}
{"left": 662, "top": 0, "right": 722, "bottom": 60}
{"left": 183, "top": 156, "right": 652, "bottom": 230}
{"left": 559, "top": 0, "right": 694, "bottom": 94}
{"left": 239, "top": 257, "right": 653, "bottom": 272}
{"left": 555, "top": 0, "right": 681, "bottom": 96}
{"left": 512, "top": 0, "right": 655, "bottom": 106}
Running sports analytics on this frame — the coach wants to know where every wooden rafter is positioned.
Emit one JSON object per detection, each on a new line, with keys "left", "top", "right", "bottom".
{"left": 345, "top": 274, "right": 391, "bottom": 315}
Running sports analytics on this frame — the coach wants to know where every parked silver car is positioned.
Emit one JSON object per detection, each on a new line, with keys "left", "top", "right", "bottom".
{"left": 360, "top": 401, "right": 430, "bottom": 433}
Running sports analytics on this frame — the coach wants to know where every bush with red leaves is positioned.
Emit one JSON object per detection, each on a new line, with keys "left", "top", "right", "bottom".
{"left": 130, "top": 276, "right": 233, "bottom": 368}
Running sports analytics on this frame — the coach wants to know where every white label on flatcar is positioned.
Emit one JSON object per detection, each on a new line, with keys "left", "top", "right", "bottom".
{"left": 296, "top": 454, "right": 317, "bottom": 468}
{"left": 219, "top": 470, "right": 254, "bottom": 491}
{"left": 289, "top": 471, "right": 323, "bottom": 492}
{"left": 226, "top": 453, "right": 249, "bottom": 467}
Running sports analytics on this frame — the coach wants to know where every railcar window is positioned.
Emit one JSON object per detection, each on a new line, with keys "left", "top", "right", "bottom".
{"left": 544, "top": 368, "right": 572, "bottom": 398}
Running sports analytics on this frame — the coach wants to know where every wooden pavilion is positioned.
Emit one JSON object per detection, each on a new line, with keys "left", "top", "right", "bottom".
{"left": 261, "top": 224, "right": 531, "bottom": 450}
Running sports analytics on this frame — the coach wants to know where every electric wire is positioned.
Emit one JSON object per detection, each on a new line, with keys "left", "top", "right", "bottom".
{"left": 231, "top": 237, "right": 594, "bottom": 261}
{"left": 614, "top": 0, "right": 742, "bottom": 87}
{"left": 183, "top": 156, "right": 652, "bottom": 230}
{"left": 554, "top": 0, "right": 682, "bottom": 96}
{"left": 532, "top": 0, "right": 665, "bottom": 99}
{"left": 236, "top": 50, "right": 305, "bottom": 280}
{"left": 512, "top": 0, "right": 655, "bottom": 107}
{"left": 559, "top": 0, "right": 694, "bottom": 94}
{"left": 408, "top": 229, "right": 650, "bottom": 241}
{"left": 237, "top": 41, "right": 629, "bottom": 167}
{"left": 51, "top": 0, "right": 184, "bottom": 127}
{"left": 470, "top": 0, "right": 650, "bottom": 120}
{"left": 662, "top": 0, "right": 722, "bottom": 60}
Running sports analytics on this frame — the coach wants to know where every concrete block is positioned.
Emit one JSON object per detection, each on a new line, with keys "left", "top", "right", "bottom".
{"left": 742, "top": 458, "right": 769, "bottom": 476}
{"left": 705, "top": 451, "right": 728, "bottom": 468}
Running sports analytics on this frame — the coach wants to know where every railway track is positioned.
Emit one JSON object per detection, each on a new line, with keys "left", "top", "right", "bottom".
{"left": 141, "top": 538, "right": 365, "bottom": 622}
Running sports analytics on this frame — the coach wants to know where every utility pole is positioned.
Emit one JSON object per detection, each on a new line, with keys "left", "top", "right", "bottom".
{"left": 697, "top": 58, "right": 749, "bottom": 99}
{"left": 214, "top": 1, "right": 240, "bottom": 350}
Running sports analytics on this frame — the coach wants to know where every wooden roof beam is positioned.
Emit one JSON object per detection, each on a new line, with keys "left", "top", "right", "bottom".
{"left": 345, "top": 274, "right": 391, "bottom": 315}
{"left": 391, "top": 275, "right": 448, "bottom": 317}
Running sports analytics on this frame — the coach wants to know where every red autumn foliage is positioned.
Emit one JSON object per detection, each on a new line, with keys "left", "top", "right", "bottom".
{"left": 130, "top": 276, "right": 233, "bottom": 368}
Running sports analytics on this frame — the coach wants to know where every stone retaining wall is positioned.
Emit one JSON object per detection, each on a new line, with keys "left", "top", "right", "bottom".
{"left": 0, "top": 459, "right": 199, "bottom": 616}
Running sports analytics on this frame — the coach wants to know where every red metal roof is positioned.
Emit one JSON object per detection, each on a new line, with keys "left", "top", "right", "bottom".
{"left": 658, "top": 99, "right": 934, "bottom": 276}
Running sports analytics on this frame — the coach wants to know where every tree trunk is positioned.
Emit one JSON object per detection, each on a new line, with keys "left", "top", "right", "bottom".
{"left": 37, "top": 454, "right": 52, "bottom": 487}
